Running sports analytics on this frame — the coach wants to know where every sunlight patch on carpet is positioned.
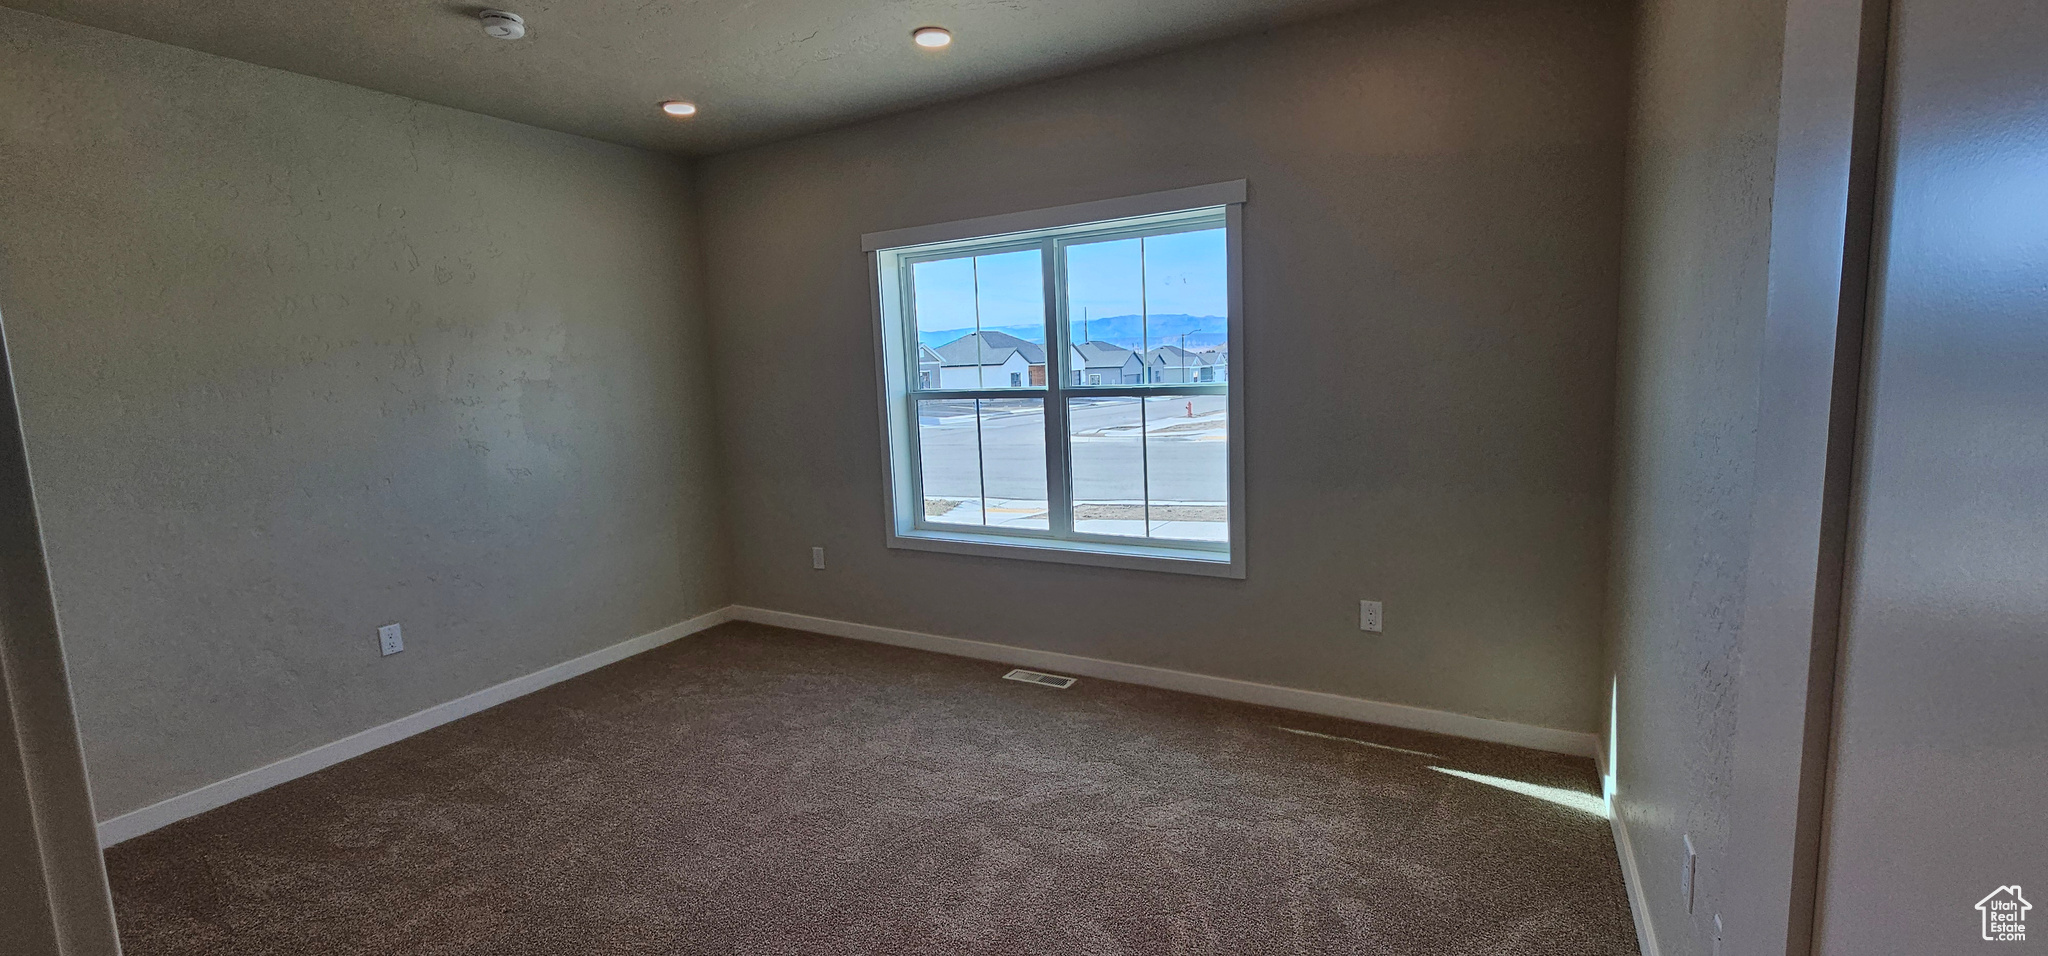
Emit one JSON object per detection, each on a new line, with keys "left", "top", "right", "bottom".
{"left": 1429, "top": 766, "right": 1608, "bottom": 817}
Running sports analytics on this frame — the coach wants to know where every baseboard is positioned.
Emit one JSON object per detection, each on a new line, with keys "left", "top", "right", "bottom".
{"left": 729, "top": 606, "right": 1599, "bottom": 758}
{"left": 1595, "top": 743, "right": 1660, "bottom": 956}
{"left": 96, "top": 607, "right": 734, "bottom": 847}
{"left": 99, "top": 605, "right": 1606, "bottom": 849}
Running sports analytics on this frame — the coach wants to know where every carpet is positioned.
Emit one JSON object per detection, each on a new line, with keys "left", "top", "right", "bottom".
{"left": 104, "top": 621, "right": 1638, "bottom": 955}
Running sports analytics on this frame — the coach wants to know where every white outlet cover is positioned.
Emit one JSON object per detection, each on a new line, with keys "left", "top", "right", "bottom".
{"left": 1359, "top": 600, "right": 1383, "bottom": 633}
{"left": 811, "top": 546, "right": 825, "bottom": 570}
{"left": 378, "top": 623, "right": 404, "bottom": 656}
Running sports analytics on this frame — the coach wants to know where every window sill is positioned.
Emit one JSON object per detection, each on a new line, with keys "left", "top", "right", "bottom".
{"left": 887, "top": 527, "right": 1244, "bottom": 579}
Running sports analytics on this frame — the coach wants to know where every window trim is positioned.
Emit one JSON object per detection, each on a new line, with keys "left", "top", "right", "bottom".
{"left": 865, "top": 182, "right": 1247, "bottom": 579}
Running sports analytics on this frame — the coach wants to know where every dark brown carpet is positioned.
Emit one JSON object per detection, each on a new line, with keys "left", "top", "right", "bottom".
{"left": 105, "top": 621, "right": 1638, "bottom": 955}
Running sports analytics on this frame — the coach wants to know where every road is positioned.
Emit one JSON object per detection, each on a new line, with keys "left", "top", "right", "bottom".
{"left": 915, "top": 394, "right": 1227, "bottom": 539}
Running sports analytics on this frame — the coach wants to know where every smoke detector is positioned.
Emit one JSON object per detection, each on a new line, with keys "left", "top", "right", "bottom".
{"left": 479, "top": 10, "right": 526, "bottom": 40}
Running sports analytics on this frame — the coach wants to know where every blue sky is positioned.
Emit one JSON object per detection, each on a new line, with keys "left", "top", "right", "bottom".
{"left": 912, "top": 228, "right": 1226, "bottom": 338}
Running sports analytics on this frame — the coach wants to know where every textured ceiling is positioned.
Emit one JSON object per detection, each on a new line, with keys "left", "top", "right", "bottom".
{"left": 5, "top": 0, "right": 1374, "bottom": 155}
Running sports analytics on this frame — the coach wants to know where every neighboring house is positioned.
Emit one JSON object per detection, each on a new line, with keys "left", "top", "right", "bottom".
{"left": 1202, "top": 345, "right": 1228, "bottom": 382}
{"left": 916, "top": 345, "right": 942, "bottom": 389}
{"left": 1069, "top": 341, "right": 1142, "bottom": 385}
{"left": 1142, "top": 344, "right": 1228, "bottom": 383}
{"left": 930, "top": 330, "right": 1046, "bottom": 388}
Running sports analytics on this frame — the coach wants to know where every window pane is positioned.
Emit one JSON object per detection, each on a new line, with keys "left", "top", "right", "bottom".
{"left": 917, "top": 399, "right": 1048, "bottom": 530}
{"left": 978, "top": 399, "right": 1048, "bottom": 530}
{"left": 914, "top": 250, "right": 1045, "bottom": 390}
{"left": 917, "top": 399, "right": 982, "bottom": 525}
{"left": 912, "top": 257, "right": 976, "bottom": 390}
{"left": 971, "top": 250, "right": 1046, "bottom": 389}
{"left": 1141, "top": 228, "right": 1229, "bottom": 386}
{"left": 1143, "top": 395, "right": 1228, "bottom": 541}
{"left": 1065, "top": 238, "right": 1144, "bottom": 386}
{"left": 1067, "top": 397, "right": 1147, "bottom": 538}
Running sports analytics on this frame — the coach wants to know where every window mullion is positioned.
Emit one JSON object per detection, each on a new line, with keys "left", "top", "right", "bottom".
{"left": 1139, "top": 394, "right": 1152, "bottom": 537}
{"left": 1042, "top": 239, "right": 1072, "bottom": 538}
{"left": 1059, "top": 384, "right": 1225, "bottom": 398}
{"left": 910, "top": 387, "right": 1048, "bottom": 400}
{"left": 972, "top": 399, "right": 988, "bottom": 527}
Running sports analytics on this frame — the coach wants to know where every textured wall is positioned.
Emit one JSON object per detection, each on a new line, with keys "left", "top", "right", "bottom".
{"left": 698, "top": 0, "right": 1629, "bottom": 734}
{"left": 0, "top": 8, "right": 726, "bottom": 818}
{"left": 1605, "top": 0, "right": 1787, "bottom": 949}
{"left": 1813, "top": 0, "right": 2048, "bottom": 947}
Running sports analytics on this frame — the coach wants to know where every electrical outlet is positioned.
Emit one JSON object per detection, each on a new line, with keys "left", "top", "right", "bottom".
{"left": 1359, "top": 600, "right": 1383, "bottom": 633}
{"left": 1681, "top": 833, "right": 1697, "bottom": 913}
{"left": 811, "top": 546, "right": 826, "bottom": 570}
{"left": 378, "top": 623, "right": 404, "bottom": 657}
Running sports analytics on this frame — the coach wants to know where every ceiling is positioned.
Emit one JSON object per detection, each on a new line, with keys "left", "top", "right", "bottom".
{"left": 7, "top": 0, "right": 1373, "bottom": 155}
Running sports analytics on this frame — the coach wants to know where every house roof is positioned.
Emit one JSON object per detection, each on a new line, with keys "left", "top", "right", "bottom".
{"left": 1143, "top": 344, "right": 1220, "bottom": 365}
{"left": 932, "top": 330, "right": 1046, "bottom": 367}
{"left": 1071, "top": 341, "right": 1136, "bottom": 368}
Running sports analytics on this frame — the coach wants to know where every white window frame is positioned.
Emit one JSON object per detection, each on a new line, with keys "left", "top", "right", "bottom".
{"left": 864, "top": 181, "right": 1247, "bottom": 579}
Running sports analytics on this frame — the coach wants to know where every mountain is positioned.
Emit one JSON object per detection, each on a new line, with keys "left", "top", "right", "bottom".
{"left": 916, "top": 314, "right": 1225, "bottom": 352}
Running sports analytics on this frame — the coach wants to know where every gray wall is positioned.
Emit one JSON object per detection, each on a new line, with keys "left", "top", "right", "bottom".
{"left": 0, "top": 8, "right": 727, "bottom": 819}
{"left": 698, "top": 0, "right": 1629, "bottom": 734}
{"left": 1604, "top": 0, "right": 1789, "bottom": 951}
{"left": 1814, "top": 0, "right": 2048, "bottom": 947}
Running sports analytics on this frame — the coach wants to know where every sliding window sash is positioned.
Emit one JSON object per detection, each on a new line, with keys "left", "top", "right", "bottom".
{"left": 869, "top": 183, "right": 1244, "bottom": 577}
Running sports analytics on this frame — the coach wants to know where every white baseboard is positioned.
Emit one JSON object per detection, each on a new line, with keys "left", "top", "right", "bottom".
{"left": 99, "top": 605, "right": 1606, "bottom": 850}
{"left": 729, "top": 606, "right": 1599, "bottom": 758}
{"left": 1595, "top": 743, "right": 1660, "bottom": 956}
{"left": 96, "top": 607, "right": 734, "bottom": 847}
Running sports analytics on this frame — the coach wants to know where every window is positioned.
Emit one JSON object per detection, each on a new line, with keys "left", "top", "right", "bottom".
{"left": 866, "top": 182, "right": 1244, "bottom": 577}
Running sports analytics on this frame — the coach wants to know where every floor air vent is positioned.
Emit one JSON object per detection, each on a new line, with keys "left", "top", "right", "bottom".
{"left": 1002, "top": 668, "right": 1077, "bottom": 689}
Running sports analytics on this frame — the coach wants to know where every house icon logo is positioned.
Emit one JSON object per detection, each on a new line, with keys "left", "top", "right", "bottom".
{"left": 1977, "top": 886, "right": 2031, "bottom": 942}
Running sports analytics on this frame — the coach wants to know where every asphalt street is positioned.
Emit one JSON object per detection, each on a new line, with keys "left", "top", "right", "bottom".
{"left": 916, "top": 394, "right": 1227, "bottom": 538}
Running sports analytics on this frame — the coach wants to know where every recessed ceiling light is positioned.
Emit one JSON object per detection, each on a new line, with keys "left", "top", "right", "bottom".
{"left": 912, "top": 26, "right": 952, "bottom": 49}
{"left": 660, "top": 101, "right": 698, "bottom": 117}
